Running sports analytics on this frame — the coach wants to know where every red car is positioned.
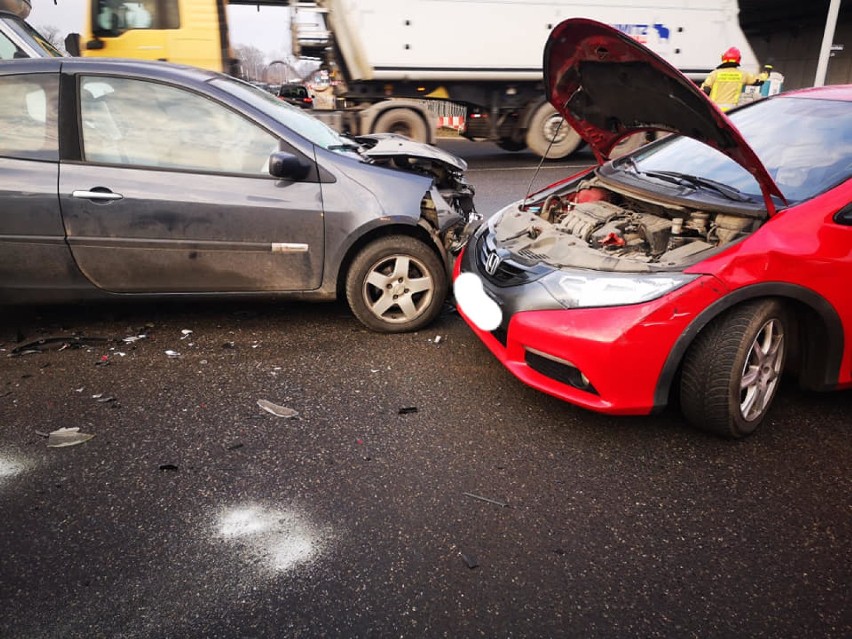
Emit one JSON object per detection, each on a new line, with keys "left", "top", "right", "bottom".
{"left": 454, "top": 18, "right": 852, "bottom": 438}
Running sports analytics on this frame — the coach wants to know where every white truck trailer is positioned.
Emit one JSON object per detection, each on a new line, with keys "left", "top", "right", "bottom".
{"left": 292, "top": 0, "right": 759, "bottom": 158}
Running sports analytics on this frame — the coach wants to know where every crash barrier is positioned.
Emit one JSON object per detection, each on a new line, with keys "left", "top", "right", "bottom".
{"left": 422, "top": 99, "right": 466, "bottom": 131}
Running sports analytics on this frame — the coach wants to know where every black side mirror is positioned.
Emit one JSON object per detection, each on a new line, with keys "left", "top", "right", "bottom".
{"left": 85, "top": 39, "right": 105, "bottom": 51}
{"left": 268, "top": 151, "right": 311, "bottom": 181}
{"left": 833, "top": 203, "right": 852, "bottom": 226}
{"left": 64, "top": 33, "right": 81, "bottom": 56}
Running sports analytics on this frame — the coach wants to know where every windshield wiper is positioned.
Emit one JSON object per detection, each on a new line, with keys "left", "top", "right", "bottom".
{"left": 642, "top": 170, "right": 752, "bottom": 202}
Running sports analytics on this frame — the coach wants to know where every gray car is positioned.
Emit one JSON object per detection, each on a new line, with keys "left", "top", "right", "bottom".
{"left": 0, "top": 57, "right": 477, "bottom": 332}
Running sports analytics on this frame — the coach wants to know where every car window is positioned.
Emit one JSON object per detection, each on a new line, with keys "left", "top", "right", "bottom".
{"left": 0, "top": 15, "right": 65, "bottom": 58}
{"left": 632, "top": 96, "right": 852, "bottom": 203}
{"left": 80, "top": 75, "right": 280, "bottom": 175}
{"left": 0, "top": 74, "right": 59, "bottom": 160}
{"left": 213, "top": 76, "right": 352, "bottom": 152}
{"left": 93, "top": 0, "right": 180, "bottom": 35}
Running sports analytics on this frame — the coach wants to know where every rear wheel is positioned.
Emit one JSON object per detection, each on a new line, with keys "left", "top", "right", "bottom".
{"left": 680, "top": 300, "right": 788, "bottom": 438}
{"left": 373, "top": 109, "right": 428, "bottom": 143}
{"left": 525, "top": 102, "right": 582, "bottom": 159}
{"left": 345, "top": 236, "right": 447, "bottom": 333}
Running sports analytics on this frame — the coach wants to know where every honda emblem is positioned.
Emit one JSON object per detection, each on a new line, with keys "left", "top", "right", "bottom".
{"left": 484, "top": 252, "right": 502, "bottom": 275}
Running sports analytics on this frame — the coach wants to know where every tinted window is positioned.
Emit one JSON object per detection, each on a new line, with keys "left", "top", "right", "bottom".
{"left": 93, "top": 0, "right": 180, "bottom": 35}
{"left": 80, "top": 76, "right": 279, "bottom": 175}
{"left": 631, "top": 96, "right": 852, "bottom": 203}
{"left": 0, "top": 74, "right": 59, "bottom": 160}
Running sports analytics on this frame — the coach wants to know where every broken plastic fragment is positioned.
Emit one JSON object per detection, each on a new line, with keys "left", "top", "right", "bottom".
{"left": 398, "top": 406, "right": 418, "bottom": 415}
{"left": 164, "top": 350, "right": 181, "bottom": 358}
{"left": 47, "top": 427, "right": 95, "bottom": 448}
{"left": 180, "top": 329, "right": 193, "bottom": 339}
{"left": 257, "top": 399, "right": 299, "bottom": 419}
{"left": 159, "top": 464, "right": 179, "bottom": 472}
{"left": 461, "top": 552, "right": 480, "bottom": 569}
{"left": 434, "top": 335, "right": 443, "bottom": 344}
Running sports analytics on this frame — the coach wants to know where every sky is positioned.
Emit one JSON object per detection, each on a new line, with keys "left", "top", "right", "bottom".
{"left": 29, "top": 0, "right": 293, "bottom": 58}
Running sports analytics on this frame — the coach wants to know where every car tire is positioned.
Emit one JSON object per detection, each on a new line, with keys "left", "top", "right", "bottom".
{"left": 525, "top": 102, "right": 583, "bottom": 159}
{"left": 373, "top": 109, "right": 429, "bottom": 143}
{"left": 345, "top": 236, "right": 447, "bottom": 333}
{"left": 680, "top": 299, "right": 788, "bottom": 438}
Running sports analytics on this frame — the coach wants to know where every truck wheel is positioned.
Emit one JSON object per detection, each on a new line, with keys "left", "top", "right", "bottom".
{"left": 345, "top": 235, "right": 447, "bottom": 333}
{"left": 497, "top": 138, "right": 526, "bottom": 152}
{"left": 373, "top": 109, "right": 428, "bottom": 143}
{"left": 680, "top": 300, "right": 788, "bottom": 439}
{"left": 525, "top": 102, "right": 582, "bottom": 159}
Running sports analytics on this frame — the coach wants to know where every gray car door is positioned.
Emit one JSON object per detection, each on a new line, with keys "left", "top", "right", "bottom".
{"left": 0, "top": 71, "right": 84, "bottom": 295}
{"left": 58, "top": 74, "right": 325, "bottom": 293}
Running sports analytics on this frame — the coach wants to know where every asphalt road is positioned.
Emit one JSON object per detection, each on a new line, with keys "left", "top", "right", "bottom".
{"left": 1, "top": 139, "right": 849, "bottom": 638}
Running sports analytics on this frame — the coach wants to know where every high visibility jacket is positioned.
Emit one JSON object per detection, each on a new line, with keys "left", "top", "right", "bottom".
{"left": 701, "top": 66, "right": 761, "bottom": 111}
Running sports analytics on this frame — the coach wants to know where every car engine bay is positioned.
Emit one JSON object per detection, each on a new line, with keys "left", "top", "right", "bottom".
{"left": 493, "top": 177, "right": 761, "bottom": 271}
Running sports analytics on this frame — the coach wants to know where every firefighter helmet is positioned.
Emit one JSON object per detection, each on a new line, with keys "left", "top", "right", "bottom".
{"left": 722, "top": 47, "right": 742, "bottom": 64}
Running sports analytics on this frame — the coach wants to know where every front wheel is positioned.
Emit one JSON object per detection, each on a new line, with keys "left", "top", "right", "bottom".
{"left": 345, "top": 236, "right": 447, "bottom": 333}
{"left": 680, "top": 300, "right": 788, "bottom": 438}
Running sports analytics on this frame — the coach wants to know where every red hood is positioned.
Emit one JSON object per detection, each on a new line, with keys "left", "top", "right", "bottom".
{"left": 544, "top": 18, "right": 784, "bottom": 210}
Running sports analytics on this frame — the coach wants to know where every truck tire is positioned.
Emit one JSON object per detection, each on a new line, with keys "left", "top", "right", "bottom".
{"left": 525, "top": 102, "right": 582, "bottom": 159}
{"left": 345, "top": 235, "right": 447, "bottom": 333}
{"left": 373, "top": 109, "right": 429, "bottom": 144}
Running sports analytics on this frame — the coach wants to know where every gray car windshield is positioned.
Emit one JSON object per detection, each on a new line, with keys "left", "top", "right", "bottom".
{"left": 628, "top": 96, "right": 852, "bottom": 203}
{"left": 211, "top": 76, "right": 355, "bottom": 152}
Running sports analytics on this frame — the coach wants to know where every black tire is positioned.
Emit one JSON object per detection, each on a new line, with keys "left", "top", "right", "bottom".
{"left": 373, "top": 109, "right": 429, "bottom": 143}
{"left": 496, "top": 138, "right": 526, "bottom": 152}
{"left": 525, "top": 102, "right": 583, "bottom": 159}
{"left": 345, "top": 235, "right": 447, "bottom": 333}
{"left": 680, "top": 299, "right": 788, "bottom": 438}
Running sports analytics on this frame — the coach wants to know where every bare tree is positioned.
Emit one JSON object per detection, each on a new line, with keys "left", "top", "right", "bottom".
{"left": 37, "top": 25, "right": 66, "bottom": 53}
{"left": 233, "top": 44, "right": 267, "bottom": 82}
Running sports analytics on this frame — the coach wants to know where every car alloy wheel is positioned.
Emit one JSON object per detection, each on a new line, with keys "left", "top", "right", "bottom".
{"left": 680, "top": 299, "right": 788, "bottom": 438}
{"left": 345, "top": 235, "right": 446, "bottom": 333}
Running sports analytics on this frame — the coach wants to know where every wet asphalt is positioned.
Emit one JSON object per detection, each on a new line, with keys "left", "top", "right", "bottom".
{"left": 1, "top": 139, "right": 849, "bottom": 638}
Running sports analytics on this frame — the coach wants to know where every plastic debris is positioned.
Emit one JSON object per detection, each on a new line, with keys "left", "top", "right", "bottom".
{"left": 461, "top": 552, "right": 479, "bottom": 569}
{"left": 398, "top": 406, "right": 418, "bottom": 415}
{"left": 47, "top": 427, "right": 95, "bottom": 448}
{"left": 159, "top": 464, "right": 179, "bottom": 472}
{"left": 180, "top": 329, "right": 193, "bottom": 339}
{"left": 434, "top": 335, "right": 443, "bottom": 344}
{"left": 463, "top": 492, "right": 508, "bottom": 508}
{"left": 10, "top": 335, "right": 110, "bottom": 356}
{"left": 123, "top": 335, "right": 146, "bottom": 344}
{"left": 164, "top": 350, "right": 181, "bottom": 358}
{"left": 257, "top": 399, "right": 299, "bottom": 419}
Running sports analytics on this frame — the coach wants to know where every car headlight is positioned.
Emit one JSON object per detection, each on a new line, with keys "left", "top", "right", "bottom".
{"left": 541, "top": 272, "right": 699, "bottom": 308}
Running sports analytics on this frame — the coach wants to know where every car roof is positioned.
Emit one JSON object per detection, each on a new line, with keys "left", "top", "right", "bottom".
{"left": 781, "top": 85, "right": 852, "bottom": 101}
{"left": 0, "top": 56, "right": 221, "bottom": 84}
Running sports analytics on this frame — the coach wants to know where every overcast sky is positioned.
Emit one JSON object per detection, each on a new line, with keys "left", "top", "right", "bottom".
{"left": 30, "top": 0, "right": 293, "bottom": 58}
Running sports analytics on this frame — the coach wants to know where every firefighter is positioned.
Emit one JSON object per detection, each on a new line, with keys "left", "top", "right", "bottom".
{"left": 701, "top": 47, "right": 768, "bottom": 111}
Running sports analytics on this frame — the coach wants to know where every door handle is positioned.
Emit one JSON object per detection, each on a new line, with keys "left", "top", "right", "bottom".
{"left": 72, "top": 190, "right": 124, "bottom": 201}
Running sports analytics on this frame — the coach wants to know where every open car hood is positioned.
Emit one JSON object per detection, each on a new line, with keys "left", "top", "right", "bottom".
{"left": 544, "top": 18, "right": 784, "bottom": 210}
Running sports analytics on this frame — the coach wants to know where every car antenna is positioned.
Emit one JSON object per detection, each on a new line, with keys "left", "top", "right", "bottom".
{"left": 522, "top": 105, "right": 567, "bottom": 208}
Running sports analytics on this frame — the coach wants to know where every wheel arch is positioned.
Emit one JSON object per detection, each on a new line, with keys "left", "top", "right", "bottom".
{"left": 334, "top": 222, "right": 446, "bottom": 299}
{"left": 653, "top": 283, "right": 845, "bottom": 411}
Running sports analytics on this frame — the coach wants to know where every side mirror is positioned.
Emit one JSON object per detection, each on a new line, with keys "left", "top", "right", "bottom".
{"left": 64, "top": 33, "right": 81, "bottom": 57}
{"left": 85, "top": 39, "right": 105, "bottom": 51}
{"left": 268, "top": 151, "right": 311, "bottom": 181}
{"left": 833, "top": 203, "right": 852, "bottom": 226}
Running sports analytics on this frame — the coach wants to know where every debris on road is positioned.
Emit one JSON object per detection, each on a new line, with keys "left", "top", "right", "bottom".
{"left": 463, "top": 492, "right": 508, "bottom": 508}
{"left": 45, "top": 427, "right": 95, "bottom": 448}
{"left": 461, "top": 552, "right": 480, "bottom": 569}
{"left": 398, "top": 406, "right": 418, "bottom": 415}
{"left": 164, "top": 350, "right": 181, "bottom": 358}
{"left": 180, "top": 329, "right": 193, "bottom": 340}
{"left": 159, "top": 464, "right": 179, "bottom": 472}
{"left": 122, "top": 334, "right": 147, "bottom": 344}
{"left": 9, "top": 335, "right": 110, "bottom": 356}
{"left": 257, "top": 399, "right": 299, "bottom": 419}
